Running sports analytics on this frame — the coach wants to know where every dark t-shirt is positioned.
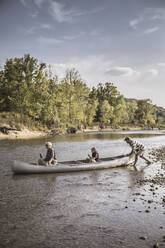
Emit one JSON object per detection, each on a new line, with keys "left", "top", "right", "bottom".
{"left": 92, "top": 151, "right": 99, "bottom": 161}
{"left": 44, "top": 148, "right": 56, "bottom": 162}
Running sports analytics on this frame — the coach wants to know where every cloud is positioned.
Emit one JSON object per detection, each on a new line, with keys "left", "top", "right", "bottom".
{"left": 48, "top": 55, "right": 113, "bottom": 83}
{"left": 49, "top": 0, "right": 104, "bottom": 23}
{"left": 53, "top": 63, "right": 67, "bottom": 68}
{"left": 157, "top": 62, "right": 165, "bottom": 67}
{"left": 73, "top": 7, "right": 104, "bottom": 16}
{"left": 41, "top": 24, "right": 51, "bottom": 29}
{"left": 129, "top": 17, "right": 143, "bottom": 29}
{"left": 33, "top": 0, "right": 44, "bottom": 8}
{"left": 49, "top": 63, "right": 71, "bottom": 78}
{"left": 30, "top": 11, "right": 38, "bottom": 18}
{"left": 63, "top": 31, "right": 85, "bottom": 41}
{"left": 147, "top": 69, "right": 158, "bottom": 76}
{"left": 144, "top": 26, "right": 159, "bottom": 34}
{"left": 19, "top": 0, "right": 26, "bottom": 6}
{"left": 47, "top": 58, "right": 165, "bottom": 108}
{"left": 37, "top": 36, "right": 63, "bottom": 44}
{"left": 90, "top": 30, "right": 101, "bottom": 36}
{"left": 49, "top": 1, "right": 77, "bottom": 23}
{"left": 106, "top": 66, "right": 135, "bottom": 77}
{"left": 129, "top": 8, "right": 165, "bottom": 33}
{"left": 25, "top": 23, "right": 51, "bottom": 35}
{"left": 149, "top": 8, "right": 165, "bottom": 21}
{"left": 20, "top": 0, "right": 45, "bottom": 8}
{"left": 26, "top": 26, "right": 36, "bottom": 34}
{"left": 48, "top": 57, "right": 141, "bottom": 89}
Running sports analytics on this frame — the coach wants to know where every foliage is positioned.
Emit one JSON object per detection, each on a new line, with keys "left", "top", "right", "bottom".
{"left": 135, "top": 99, "right": 156, "bottom": 127}
{"left": 0, "top": 54, "right": 164, "bottom": 131}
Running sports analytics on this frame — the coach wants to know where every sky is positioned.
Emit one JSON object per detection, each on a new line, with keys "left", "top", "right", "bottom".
{"left": 1, "top": 0, "right": 165, "bottom": 107}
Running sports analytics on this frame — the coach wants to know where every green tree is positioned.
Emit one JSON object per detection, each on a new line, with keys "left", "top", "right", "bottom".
{"left": 85, "top": 93, "right": 98, "bottom": 126}
{"left": 1, "top": 54, "right": 162, "bottom": 132}
{"left": 135, "top": 99, "right": 156, "bottom": 127}
{"left": 60, "top": 69, "right": 90, "bottom": 129}
{"left": 125, "top": 100, "right": 138, "bottom": 124}
{"left": 99, "top": 100, "right": 114, "bottom": 128}
{"left": 95, "top": 82, "right": 125, "bottom": 126}
{"left": 112, "top": 96, "right": 127, "bottom": 126}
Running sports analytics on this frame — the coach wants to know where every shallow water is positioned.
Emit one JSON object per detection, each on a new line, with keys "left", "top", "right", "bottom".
{"left": 0, "top": 131, "right": 165, "bottom": 248}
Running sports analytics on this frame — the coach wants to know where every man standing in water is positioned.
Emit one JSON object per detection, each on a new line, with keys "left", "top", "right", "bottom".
{"left": 38, "top": 142, "right": 57, "bottom": 166}
{"left": 124, "top": 137, "right": 151, "bottom": 171}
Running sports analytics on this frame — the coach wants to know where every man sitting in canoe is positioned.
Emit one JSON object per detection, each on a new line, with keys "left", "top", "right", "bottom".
{"left": 87, "top": 147, "right": 99, "bottom": 163}
{"left": 38, "top": 142, "right": 57, "bottom": 166}
{"left": 124, "top": 137, "right": 151, "bottom": 170}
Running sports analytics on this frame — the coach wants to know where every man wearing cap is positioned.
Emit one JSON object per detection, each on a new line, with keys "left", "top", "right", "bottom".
{"left": 38, "top": 142, "right": 57, "bottom": 166}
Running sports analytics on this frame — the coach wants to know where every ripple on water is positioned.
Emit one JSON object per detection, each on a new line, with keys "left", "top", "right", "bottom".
{"left": 0, "top": 131, "right": 165, "bottom": 248}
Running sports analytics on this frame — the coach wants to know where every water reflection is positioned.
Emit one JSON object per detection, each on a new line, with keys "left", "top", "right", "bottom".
{"left": 1, "top": 131, "right": 165, "bottom": 248}
{"left": 0, "top": 130, "right": 164, "bottom": 147}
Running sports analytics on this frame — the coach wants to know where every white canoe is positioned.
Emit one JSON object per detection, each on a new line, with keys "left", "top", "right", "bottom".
{"left": 12, "top": 154, "right": 135, "bottom": 175}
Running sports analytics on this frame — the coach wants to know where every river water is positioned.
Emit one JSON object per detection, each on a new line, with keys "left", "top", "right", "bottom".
{"left": 0, "top": 131, "right": 165, "bottom": 248}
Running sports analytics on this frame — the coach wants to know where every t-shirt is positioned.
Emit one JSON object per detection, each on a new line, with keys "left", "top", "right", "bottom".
{"left": 92, "top": 151, "right": 99, "bottom": 161}
{"left": 44, "top": 148, "right": 56, "bottom": 161}
{"left": 128, "top": 139, "right": 145, "bottom": 154}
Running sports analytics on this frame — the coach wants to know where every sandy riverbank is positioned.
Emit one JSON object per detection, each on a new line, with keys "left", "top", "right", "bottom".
{"left": 0, "top": 128, "right": 48, "bottom": 140}
{"left": 0, "top": 127, "right": 140, "bottom": 140}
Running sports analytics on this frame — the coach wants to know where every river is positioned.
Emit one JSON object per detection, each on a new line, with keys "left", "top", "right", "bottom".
{"left": 0, "top": 131, "right": 165, "bottom": 248}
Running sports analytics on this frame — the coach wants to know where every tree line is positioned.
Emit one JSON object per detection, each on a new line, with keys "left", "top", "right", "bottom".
{"left": 0, "top": 54, "right": 164, "bottom": 132}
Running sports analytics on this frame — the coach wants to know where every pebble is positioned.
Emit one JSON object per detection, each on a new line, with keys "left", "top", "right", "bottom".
{"left": 139, "top": 236, "right": 147, "bottom": 240}
{"left": 153, "top": 242, "right": 159, "bottom": 248}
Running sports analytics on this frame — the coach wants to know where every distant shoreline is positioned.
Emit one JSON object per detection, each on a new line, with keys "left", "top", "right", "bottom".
{"left": 0, "top": 125, "right": 162, "bottom": 140}
{"left": 81, "top": 126, "right": 142, "bottom": 133}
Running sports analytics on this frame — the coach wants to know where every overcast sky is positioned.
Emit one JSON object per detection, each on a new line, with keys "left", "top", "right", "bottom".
{"left": 1, "top": 0, "right": 165, "bottom": 107}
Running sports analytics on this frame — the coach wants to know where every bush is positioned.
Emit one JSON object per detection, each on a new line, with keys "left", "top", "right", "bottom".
{"left": 0, "top": 112, "right": 45, "bottom": 131}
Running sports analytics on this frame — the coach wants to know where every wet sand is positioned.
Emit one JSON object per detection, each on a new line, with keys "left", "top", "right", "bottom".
{"left": 0, "top": 163, "right": 165, "bottom": 248}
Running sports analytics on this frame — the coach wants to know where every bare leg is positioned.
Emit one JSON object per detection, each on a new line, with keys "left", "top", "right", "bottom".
{"left": 132, "top": 154, "right": 138, "bottom": 171}
{"left": 140, "top": 155, "right": 151, "bottom": 165}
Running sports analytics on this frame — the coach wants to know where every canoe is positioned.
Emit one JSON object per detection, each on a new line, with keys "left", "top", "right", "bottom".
{"left": 12, "top": 153, "right": 135, "bottom": 175}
